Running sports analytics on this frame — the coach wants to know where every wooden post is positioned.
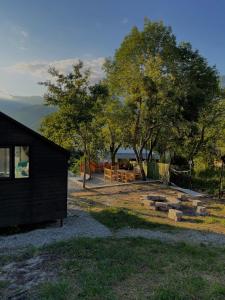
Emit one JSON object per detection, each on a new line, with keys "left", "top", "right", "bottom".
{"left": 188, "top": 160, "right": 193, "bottom": 189}
{"left": 219, "top": 161, "right": 224, "bottom": 200}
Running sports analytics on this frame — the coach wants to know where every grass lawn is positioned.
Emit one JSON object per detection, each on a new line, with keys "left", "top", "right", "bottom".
{"left": 1, "top": 183, "right": 225, "bottom": 299}
{"left": 71, "top": 183, "right": 225, "bottom": 234}
{"left": 14, "top": 238, "right": 225, "bottom": 299}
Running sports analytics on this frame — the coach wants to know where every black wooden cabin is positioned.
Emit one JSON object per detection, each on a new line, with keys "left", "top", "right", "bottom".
{"left": 0, "top": 111, "right": 69, "bottom": 228}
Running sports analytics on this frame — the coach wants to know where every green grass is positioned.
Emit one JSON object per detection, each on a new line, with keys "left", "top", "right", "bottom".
{"left": 90, "top": 208, "right": 179, "bottom": 231}
{"left": 38, "top": 279, "right": 73, "bottom": 300}
{"left": 0, "top": 280, "right": 9, "bottom": 290}
{"left": 204, "top": 216, "right": 225, "bottom": 226}
{"left": 30, "top": 238, "right": 225, "bottom": 300}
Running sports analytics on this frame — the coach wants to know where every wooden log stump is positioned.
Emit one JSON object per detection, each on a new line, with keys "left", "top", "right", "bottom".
{"left": 192, "top": 200, "right": 202, "bottom": 207}
{"left": 141, "top": 199, "right": 155, "bottom": 207}
{"left": 155, "top": 202, "right": 169, "bottom": 211}
{"left": 178, "top": 194, "right": 189, "bottom": 201}
{"left": 149, "top": 205, "right": 157, "bottom": 211}
{"left": 141, "top": 195, "right": 167, "bottom": 202}
{"left": 168, "top": 209, "right": 183, "bottom": 222}
{"left": 196, "top": 206, "right": 208, "bottom": 216}
{"left": 168, "top": 199, "right": 181, "bottom": 210}
{"left": 148, "top": 195, "right": 167, "bottom": 202}
{"left": 141, "top": 195, "right": 152, "bottom": 201}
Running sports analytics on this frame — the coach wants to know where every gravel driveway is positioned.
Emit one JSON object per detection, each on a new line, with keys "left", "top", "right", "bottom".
{"left": 2, "top": 208, "right": 225, "bottom": 255}
{"left": 116, "top": 228, "right": 225, "bottom": 246}
{"left": 0, "top": 208, "right": 112, "bottom": 254}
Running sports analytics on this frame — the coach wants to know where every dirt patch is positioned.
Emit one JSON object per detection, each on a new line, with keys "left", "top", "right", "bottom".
{"left": 71, "top": 182, "right": 225, "bottom": 235}
{"left": 0, "top": 254, "right": 58, "bottom": 299}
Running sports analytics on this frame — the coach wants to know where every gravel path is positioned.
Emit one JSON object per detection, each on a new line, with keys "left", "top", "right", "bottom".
{"left": 1, "top": 208, "right": 225, "bottom": 254}
{"left": 116, "top": 228, "right": 225, "bottom": 246}
{"left": 0, "top": 208, "right": 112, "bottom": 254}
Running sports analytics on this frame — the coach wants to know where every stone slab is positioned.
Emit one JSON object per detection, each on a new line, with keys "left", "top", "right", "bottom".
{"left": 168, "top": 209, "right": 183, "bottom": 222}
{"left": 192, "top": 200, "right": 202, "bottom": 207}
{"left": 196, "top": 206, "right": 208, "bottom": 216}
{"left": 155, "top": 202, "right": 169, "bottom": 211}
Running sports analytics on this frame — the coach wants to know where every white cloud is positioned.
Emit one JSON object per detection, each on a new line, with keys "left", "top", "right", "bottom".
{"left": 5, "top": 57, "right": 106, "bottom": 83}
{"left": 20, "top": 30, "right": 29, "bottom": 38}
{"left": 0, "top": 89, "right": 13, "bottom": 100}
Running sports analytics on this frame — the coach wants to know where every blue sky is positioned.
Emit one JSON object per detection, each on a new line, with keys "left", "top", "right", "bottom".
{"left": 0, "top": 0, "right": 225, "bottom": 97}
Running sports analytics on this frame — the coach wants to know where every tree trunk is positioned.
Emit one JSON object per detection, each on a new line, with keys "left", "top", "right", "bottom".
{"left": 82, "top": 139, "right": 87, "bottom": 189}
{"left": 88, "top": 150, "right": 92, "bottom": 180}
{"left": 219, "top": 162, "right": 224, "bottom": 200}
{"left": 139, "top": 159, "right": 146, "bottom": 180}
{"left": 111, "top": 152, "right": 116, "bottom": 166}
{"left": 83, "top": 154, "right": 87, "bottom": 189}
{"left": 110, "top": 143, "right": 121, "bottom": 166}
{"left": 147, "top": 129, "right": 160, "bottom": 163}
{"left": 147, "top": 148, "right": 153, "bottom": 163}
{"left": 189, "top": 126, "right": 206, "bottom": 163}
{"left": 133, "top": 147, "right": 146, "bottom": 181}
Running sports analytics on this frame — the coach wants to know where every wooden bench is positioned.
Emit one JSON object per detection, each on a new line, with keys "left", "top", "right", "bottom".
{"left": 104, "top": 168, "right": 117, "bottom": 182}
{"left": 168, "top": 209, "right": 183, "bottom": 222}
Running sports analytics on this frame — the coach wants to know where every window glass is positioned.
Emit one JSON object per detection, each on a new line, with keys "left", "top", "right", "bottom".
{"left": 0, "top": 148, "right": 10, "bottom": 178}
{"left": 15, "top": 146, "right": 29, "bottom": 178}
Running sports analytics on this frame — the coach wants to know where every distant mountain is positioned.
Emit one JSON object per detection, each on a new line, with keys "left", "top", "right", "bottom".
{"left": 0, "top": 96, "right": 55, "bottom": 131}
{"left": 4, "top": 75, "right": 224, "bottom": 131}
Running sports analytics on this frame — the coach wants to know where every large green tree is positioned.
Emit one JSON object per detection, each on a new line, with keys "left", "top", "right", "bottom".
{"left": 100, "top": 95, "right": 127, "bottom": 165}
{"left": 105, "top": 20, "right": 179, "bottom": 179}
{"left": 40, "top": 61, "right": 107, "bottom": 188}
{"left": 105, "top": 19, "right": 219, "bottom": 179}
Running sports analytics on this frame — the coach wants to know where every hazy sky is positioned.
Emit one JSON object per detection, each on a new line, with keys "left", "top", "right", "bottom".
{"left": 0, "top": 0, "right": 225, "bottom": 97}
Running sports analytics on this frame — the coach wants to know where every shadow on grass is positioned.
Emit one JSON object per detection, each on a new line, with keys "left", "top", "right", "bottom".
{"left": 182, "top": 218, "right": 204, "bottom": 224}
{"left": 90, "top": 208, "right": 179, "bottom": 231}
{"left": 208, "top": 206, "right": 223, "bottom": 211}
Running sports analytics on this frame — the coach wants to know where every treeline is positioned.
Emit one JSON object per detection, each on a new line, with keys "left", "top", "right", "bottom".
{"left": 40, "top": 19, "right": 225, "bottom": 188}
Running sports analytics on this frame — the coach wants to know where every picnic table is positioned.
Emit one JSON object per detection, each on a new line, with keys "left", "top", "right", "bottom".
{"left": 104, "top": 167, "right": 141, "bottom": 183}
{"left": 104, "top": 168, "right": 141, "bottom": 182}
{"left": 116, "top": 169, "right": 136, "bottom": 182}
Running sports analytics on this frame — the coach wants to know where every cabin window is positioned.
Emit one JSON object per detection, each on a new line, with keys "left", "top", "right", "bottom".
{"left": 0, "top": 148, "right": 10, "bottom": 178}
{"left": 15, "top": 146, "right": 30, "bottom": 178}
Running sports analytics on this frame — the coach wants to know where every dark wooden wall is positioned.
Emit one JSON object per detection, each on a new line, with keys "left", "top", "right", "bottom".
{"left": 0, "top": 114, "right": 68, "bottom": 227}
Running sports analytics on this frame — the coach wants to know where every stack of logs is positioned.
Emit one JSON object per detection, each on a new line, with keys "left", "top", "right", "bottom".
{"left": 178, "top": 195, "right": 208, "bottom": 216}
{"left": 141, "top": 194, "right": 208, "bottom": 222}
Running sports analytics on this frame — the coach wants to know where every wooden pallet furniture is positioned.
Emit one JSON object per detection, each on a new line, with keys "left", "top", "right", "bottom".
{"left": 117, "top": 169, "right": 136, "bottom": 183}
{"left": 104, "top": 167, "right": 118, "bottom": 182}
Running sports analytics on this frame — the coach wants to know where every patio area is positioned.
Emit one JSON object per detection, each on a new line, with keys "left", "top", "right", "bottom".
{"left": 69, "top": 172, "right": 156, "bottom": 191}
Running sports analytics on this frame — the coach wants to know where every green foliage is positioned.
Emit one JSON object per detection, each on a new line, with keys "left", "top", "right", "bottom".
{"left": 104, "top": 19, "right": 180, "bottom": 178}
{"left": 40, "top": 61, "right": 108, "bottom": 187}
{"left": 39, "top": 19, "right": 224, "bottom": 191}
{"left": 69, "top": 157, "right": 81, "bottom": 175}
{"left": 104, "top": 19, "right": 220, "bottom": 181}
{"left": 99, "top": 95, "right": 128, "bottom": 163}
{"left": 40, "top": 111, "right": 74, "bottom": 149}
